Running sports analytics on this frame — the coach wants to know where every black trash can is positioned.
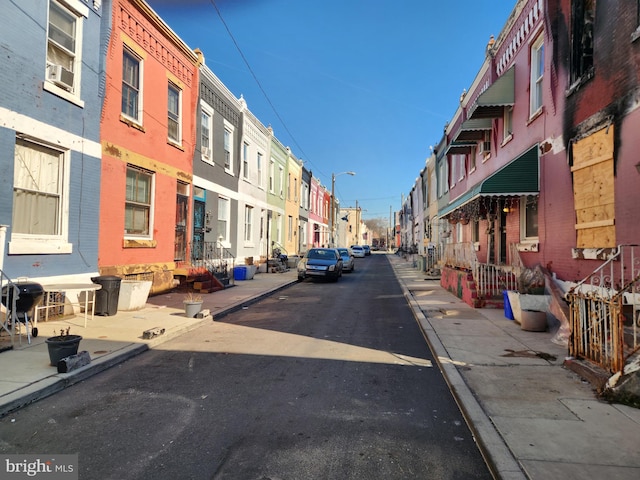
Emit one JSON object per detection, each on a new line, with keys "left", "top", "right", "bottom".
{"left": 91, "top": 275, "right": 122, "bottom": 316}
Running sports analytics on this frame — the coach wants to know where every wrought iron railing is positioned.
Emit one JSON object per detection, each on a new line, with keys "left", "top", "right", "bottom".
{"left": 567, "top": 245, "right": 640, "bottom": 373}
{"left": 189, "top": 240, "right": 235, "bottom": 286}
{"left": 443, "top": 242, "right": 521, "bottom": 298}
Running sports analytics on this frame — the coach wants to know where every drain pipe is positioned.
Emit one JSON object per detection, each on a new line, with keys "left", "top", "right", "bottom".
{"left": 0, "top": 225, "right": 7, "bottom": 273}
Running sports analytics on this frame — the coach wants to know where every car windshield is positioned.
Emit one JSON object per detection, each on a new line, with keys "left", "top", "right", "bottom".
{"left": 308, "top": 249, "right": 334, "bottom": 260}
{"left": 338, "top": 249, "right": 348, "bottom": 255}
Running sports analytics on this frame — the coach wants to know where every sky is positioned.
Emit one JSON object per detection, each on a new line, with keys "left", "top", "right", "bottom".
{"left": 146, "top": 0, "right": 515, "bottom": 222}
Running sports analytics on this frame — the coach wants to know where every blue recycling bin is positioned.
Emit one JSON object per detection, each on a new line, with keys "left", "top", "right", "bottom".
{"left": 503, "top": 290, "right": 515, "bottom": 320}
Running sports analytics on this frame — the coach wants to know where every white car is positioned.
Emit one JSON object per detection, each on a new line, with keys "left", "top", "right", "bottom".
{"left": 351, "top": 245, "right": 365, "bottom": 258}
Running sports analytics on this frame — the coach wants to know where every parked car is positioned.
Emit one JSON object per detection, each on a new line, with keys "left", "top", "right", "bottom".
{"left": 297, "top": 248, "right": 343, "bottom": 281}
{"left": 351, "top": 245, "right": 365, "bottom": 258}
{"left": 362, "top": 245, "right": 371, "bottom": 256}
{"left": 337, "top": 248, "right": 355, "bottom": 272}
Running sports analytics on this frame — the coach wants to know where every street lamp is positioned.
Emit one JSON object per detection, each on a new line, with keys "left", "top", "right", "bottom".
{"left": 330, "top": 171, "right": 355, "bottom": 247}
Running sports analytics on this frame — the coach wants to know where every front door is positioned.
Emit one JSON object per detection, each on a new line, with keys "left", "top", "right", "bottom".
{"left": 192, "top": 200, "right": 206, "bottom": 261}
{"left": 175, "top": 184, "right": 188, "bottom": 262}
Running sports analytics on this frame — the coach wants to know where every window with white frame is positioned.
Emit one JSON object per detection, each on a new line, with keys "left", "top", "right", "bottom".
{"left": 269, "top": 160, "right": 275, "bottom": 193}
{"left": 46, "top": 0, "right": 86, "bottom": 96}
{"left": 458, "top": 155, "right": 465, "bottom": 181}
{"left": 243, "top": 142, "right": 249, "bottom": 179}
{"left": 287, "top": 173, "right": 292, "bottom": 200}
{"left": 223, "top": 120, "right": 234, "bottom": 173}
{"left": 279, "top": 166, "right": 284, "bottom": 197}
{"left": 257, "top": 152, "right": 264, "bottom": 187}
{"left": 503, "top": 106, "right": 513, "bottom": 140}
{"left": 530, "top": 35, "right": 544, "bottom": 116}
{"left": 244, "top": 205, "right": 253, "bottom": 242}
{"left": 450, "top": 156, "right": 457, "bottom": 187}
{"left": 520, "top": 196, "right": 539, "bottom": 240}
{"left": 218, "top": 196, "right": 229, "bottom": 243}
{"left": 12, "top": 138, "right": 68, "bottom": 241}
{"left": 200, "top": 104, "right": 212, "bottom": 163}
{"left": 168, "top": 83, "right": 181, "bottom": 144}
{"left": 125, "top": 165, "right": 154, "bottom": 237}
{"left": 122, "top": 48, "right": 142, "bottom": 123}
{"left": 294, "top": 178, "right": 298, "bottom": 202}
{"left": 469, "top": 146, "right": 477, "bottom": 172}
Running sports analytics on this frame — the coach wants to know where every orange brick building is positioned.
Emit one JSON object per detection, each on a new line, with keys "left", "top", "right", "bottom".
{"left": 99, "top": 0, "right": 200, "bottom": 293}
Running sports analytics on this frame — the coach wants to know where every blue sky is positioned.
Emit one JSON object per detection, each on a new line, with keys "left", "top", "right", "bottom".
{"left": 147, "top": 0, "right": 514, "bottom": 222}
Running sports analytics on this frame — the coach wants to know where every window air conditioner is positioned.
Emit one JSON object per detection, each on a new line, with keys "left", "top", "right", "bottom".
{"left": 47, "top": 64, "right": 74, "bottom": 91}
{"left": 201, "top": 146, "right": 210, "bottom": 159}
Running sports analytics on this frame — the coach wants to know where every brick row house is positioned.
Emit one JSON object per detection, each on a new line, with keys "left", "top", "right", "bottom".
{"left": 1, "top": 0, "right": 342, "bottom": 309}
{"left": 401, "top": 0, "right": 640, "bottom": 376}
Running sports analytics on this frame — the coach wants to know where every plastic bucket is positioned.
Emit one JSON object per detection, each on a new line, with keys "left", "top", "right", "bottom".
{"left": 234, "top": 266, "right": 247, "bottom": 281}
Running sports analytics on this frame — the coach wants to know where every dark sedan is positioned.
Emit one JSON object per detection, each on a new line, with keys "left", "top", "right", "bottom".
{"left": 297, "top": 248, "right": 343, "bottom": 281}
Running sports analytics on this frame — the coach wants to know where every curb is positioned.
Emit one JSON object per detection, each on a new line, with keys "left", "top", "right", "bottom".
{"left": 389, "top": 258, "right": 526, "bottom": 480}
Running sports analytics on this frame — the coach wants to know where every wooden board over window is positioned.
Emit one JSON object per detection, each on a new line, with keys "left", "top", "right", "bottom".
{"left": 571, "top": 125, "right": 615, "bottom": 248}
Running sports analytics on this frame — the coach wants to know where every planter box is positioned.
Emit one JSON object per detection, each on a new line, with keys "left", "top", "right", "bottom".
{"left": 117, "top": 280, "right": 152, "bottom": 311}
{"left": 506, "top": 291, "right": 550, "bottom": 324}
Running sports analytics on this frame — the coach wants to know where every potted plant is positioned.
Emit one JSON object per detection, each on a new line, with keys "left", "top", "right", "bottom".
{"left": 45, "top": 327, "right": 82, "bottom": 366}
{"left": 183, "top": 292, "right": 203, "bottom": 318}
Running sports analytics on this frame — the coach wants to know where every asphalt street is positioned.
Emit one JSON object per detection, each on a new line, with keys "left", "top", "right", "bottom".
{"left": 0, "top": 254, "right": 491, "bottom": 479}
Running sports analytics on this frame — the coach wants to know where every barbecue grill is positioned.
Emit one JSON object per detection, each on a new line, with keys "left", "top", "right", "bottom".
{"left": 1, "top": 281, "right": 44, "bottom": 339}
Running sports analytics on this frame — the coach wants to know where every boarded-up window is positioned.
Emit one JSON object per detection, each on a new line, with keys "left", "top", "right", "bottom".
{"left": 571, "top": 126, "right": 615, "bottom": 248}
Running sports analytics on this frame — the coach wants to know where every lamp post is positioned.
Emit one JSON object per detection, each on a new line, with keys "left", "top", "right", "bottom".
{"left": 330, "top": 171, "right": 355, "bottom": 247}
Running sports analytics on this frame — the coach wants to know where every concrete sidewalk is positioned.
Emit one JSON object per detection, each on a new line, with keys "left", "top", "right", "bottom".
{"left": 0, "top": 268, "right": 299, "bottom": 418}
{"left": 388, "top": 254, "right": 640, "bottom": 480}
{"left": 1, "top": 254, "right": 639, "bottom": 479}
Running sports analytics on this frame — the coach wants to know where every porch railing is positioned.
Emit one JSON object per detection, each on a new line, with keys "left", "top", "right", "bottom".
{"left": 189, "top": 240, "right": 235, "bottom": 286}
{"left": 443, "top": 242, "right": 520, "bottom": 298}
{"left": 567, "top": 244, "right": 640, "bottom": 373}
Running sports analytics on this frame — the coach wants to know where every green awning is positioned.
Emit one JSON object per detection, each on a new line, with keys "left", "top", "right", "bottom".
{"left": 439, "top": 145, "right": 539, "bottom": 217}
{"left": 445, "top": 141, "right": 476, "bottom": 155}
{"left": 468, "top": 66, "right": 515, "bottom": 119}
{"left": 452, "top": 118, "right": 493, "bottom": 142}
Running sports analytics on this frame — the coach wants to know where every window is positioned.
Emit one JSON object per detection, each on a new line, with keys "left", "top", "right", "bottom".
{"left": 269, "top": 160, "right": 275, "bottom": 193}
{"left": 458, "top": 155, "right": 465, "bottom": 181}
{"left": 530, "top": 35, "right": 544, "bottom": 115}
{"left": 46, "top": 0, "right": 85, "bottom": 96}
{"left": 520, "top": 196, "right": 539, "bottom": 240}
{"left": 218, "top": 196, "right": 229, "bottom": 243}
{"left": 469, "top": 146, "right": 477, "bottom": 172}
{"left": 287, "top": 173, "right": 292, "bottom": 200}
{"left": 13, "top": 139, "right": 66, "bottom": 238}
{"left": 294, "top": 178, "right": 298, "bottom": 202}
{"left": 503, "top": 106, "right": 513, "bottom": 140}
{"left": 279, "top": 166, "right": 284, "bottom": 197}
{"left": 200, "top": 105, "right": 212, "bottom": 163}
{"left": 223, "top": 121, "right": 234, "bottom": 172}
{"left": 122, "top": 49, "right": 141, "bottom": 122}
{"left": 243, "top": 142, "right": 249, "bottom": 179}
{"left": 168, "top": 83, "right": 181, "bottom": 144}
{"left": 257, "top": 152, "right": 264, "bottom": 187}
{"left": 571, "top": 0, "right": 595, "bottom": 86}
{"left": 288, "top": 215, "right": 293, "bottom": 241}
{"left": 125, "top": 166, "right": 153, "bottom": 237}
{"left": 244, "top": 205, "right": 253, "bottom": 242}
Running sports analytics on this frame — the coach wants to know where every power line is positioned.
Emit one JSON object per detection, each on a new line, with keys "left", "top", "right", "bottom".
{"left": 209, "top": 0, "right": 325, "bottom": 177}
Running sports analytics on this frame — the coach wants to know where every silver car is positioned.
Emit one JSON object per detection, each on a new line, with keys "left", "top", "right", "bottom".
{"left": 337, "top": 248, "right": 355, "bottom": 272}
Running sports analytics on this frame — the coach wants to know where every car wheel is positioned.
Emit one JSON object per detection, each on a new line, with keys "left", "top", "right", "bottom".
{"left": 297, "top": 275, "right": 304, "bottom": 282}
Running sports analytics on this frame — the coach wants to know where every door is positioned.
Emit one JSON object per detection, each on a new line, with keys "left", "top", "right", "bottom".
{"left": 175, "top": 183, "right": 188, "bottom": 262}
{"left": 192, "top": 200, "right": 206, "bottom": 261}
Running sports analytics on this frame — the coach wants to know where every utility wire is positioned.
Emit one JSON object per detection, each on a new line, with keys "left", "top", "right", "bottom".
{"left": 209, "top": 0, "right": 325, "bottom": 179}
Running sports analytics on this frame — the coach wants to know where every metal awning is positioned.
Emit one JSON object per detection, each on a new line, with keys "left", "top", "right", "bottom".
{"left": 445, "top": 141, "right": 476, "bottom": 155}
{"left": 468, "top": 66, "right": 515, "bottom": 119}
{"left": 451, "top": 118, "right": 493, "bottom": 142}
{"left": 439, "top": 145, "right": 539, "bottom": 217}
